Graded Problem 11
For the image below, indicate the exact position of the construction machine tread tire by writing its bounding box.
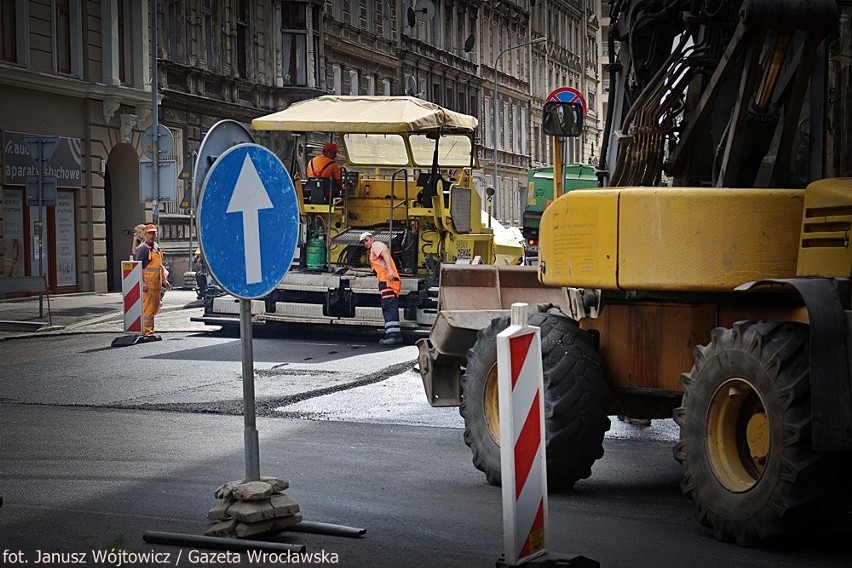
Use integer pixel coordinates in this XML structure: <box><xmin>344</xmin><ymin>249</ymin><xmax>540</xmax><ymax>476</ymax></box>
<box><xmin>459</xmin><ymin>309</ymin><xmax>610</xmax><ymax>490</ymax></box>
<box><xmin>673</xmin><ymin>320</ymin><xmax>850</xmax><ymax>546</ymax></box>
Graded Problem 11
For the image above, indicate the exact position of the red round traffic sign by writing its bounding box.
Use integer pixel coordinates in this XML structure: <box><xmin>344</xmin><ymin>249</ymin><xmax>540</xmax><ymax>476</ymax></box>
<box><xmin>545</xmin><ymin>87</ymin><xmax>587</xmax><ymax>117</ymax></box>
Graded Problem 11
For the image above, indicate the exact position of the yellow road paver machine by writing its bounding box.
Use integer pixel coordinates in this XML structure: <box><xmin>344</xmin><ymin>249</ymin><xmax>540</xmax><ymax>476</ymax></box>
<box><xmin>197</xmin><ymin>96</ymin><xmax>522</xmax><ymax>332</ymax></box>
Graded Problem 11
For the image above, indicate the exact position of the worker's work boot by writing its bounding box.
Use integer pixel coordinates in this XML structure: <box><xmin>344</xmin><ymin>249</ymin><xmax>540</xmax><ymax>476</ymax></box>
<box><xmin>379</xmin><ymin>335</ymin><xmax>403</xmax><ymax>346</ymax></box>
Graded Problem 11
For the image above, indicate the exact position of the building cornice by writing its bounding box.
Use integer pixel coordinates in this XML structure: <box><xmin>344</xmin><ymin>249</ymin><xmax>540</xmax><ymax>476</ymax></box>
<box><xmin>0</xmin><ymin>65</ymin><xmax>150</xmax><ymax>106</ymax></box>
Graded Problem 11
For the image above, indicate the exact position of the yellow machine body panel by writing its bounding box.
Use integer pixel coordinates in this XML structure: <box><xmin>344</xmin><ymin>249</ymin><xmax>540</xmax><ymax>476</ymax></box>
<box><xmin>538</xmin><ymin>189</ymin><xmax>620</xmax><ymax>288</ymax></box>
<box><xmin>797</xmin><ymin>177</ymin><xmax>852</xmax><ymax>278</ymax></box>
<box><xmin>540</xmin><ymin>187</ymin><xmax>804</xmax><ymax>291</ymax></box>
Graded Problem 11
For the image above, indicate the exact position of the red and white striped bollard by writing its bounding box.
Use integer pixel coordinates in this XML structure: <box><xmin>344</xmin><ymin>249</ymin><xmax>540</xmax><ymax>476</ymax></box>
<box><xmin>121</xmin><ymin>260</ymin><xmax>142</xmax><ymax>334</ymax></box>
<box><xmin>497</xmin><ymin>302</ymin><xmax>548</xmax><ymax>565</ymax></box>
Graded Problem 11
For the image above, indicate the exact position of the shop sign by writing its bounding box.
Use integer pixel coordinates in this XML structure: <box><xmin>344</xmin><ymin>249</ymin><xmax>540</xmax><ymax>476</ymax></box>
<box><xmin>2</xmin><ymin>131</ymin><xmax>82</xmax><ymax>188</ymax></box>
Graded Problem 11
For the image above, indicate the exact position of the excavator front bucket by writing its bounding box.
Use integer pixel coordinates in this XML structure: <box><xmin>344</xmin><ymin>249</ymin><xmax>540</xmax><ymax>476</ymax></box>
<box><xmin>417</xmin><ymin>264</ymin><xmax>566</xmax><ymax>407</ymax></box>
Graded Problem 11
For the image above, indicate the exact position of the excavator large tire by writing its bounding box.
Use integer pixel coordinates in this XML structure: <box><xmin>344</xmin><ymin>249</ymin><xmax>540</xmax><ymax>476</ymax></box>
<box><xmin>459</xmin><ymin>309</ymin><xmax>610</xmax><ymax>490</ymax></box>
<box><xmin>673</xmin><ymin>321</ymin><xmax>850</xmax><ymax>546</ymax></box>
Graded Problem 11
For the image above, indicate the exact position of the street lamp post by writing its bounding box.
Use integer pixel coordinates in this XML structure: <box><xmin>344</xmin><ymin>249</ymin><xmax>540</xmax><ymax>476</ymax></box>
<box><xmin>493</xmin><ymin>36</ymin><xmax>546</xmax><ymax>218</ymax></box>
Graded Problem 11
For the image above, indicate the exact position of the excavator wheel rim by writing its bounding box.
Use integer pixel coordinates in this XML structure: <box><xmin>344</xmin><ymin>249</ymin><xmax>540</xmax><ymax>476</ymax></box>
<box><xmin>484</xmin><ymin>362</ymin><xmax>501</xmax><ymax>444</ymax></box>
<box><xmin>705</xmin><ymin>377</ymin><xmax>768</xmax><ymax>493</ymax></box>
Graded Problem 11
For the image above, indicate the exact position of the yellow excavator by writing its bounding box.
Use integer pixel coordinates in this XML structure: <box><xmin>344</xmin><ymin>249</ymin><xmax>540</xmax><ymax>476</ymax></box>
<box><xmin>418</xmin><ymin>0</ymin><xmax>852</xmax><ymax>545</ymax></box>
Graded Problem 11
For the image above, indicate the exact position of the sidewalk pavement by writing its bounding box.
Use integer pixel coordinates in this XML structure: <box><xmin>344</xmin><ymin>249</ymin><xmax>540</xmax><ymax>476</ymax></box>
<box><xmin>0</xmin><ymin>288</ymin><xmax>211</xmax><ymax>341</ymax></box>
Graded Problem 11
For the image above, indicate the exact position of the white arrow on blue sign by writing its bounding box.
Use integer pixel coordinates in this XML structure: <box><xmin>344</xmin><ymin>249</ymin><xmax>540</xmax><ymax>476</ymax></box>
<box><xmin>198</xmin><ymin>143</ymin><xmax>298</xmax><ymax>299</ymax></box>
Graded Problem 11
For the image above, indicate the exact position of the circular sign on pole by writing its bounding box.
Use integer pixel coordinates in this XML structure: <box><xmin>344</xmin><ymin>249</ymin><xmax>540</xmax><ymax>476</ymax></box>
<box><xmin>194</xmin><ymin>120</ymin><xmax>255</xmax><ymax>196</ymax></box>
<box><xmin>141</xmin><ymin>124</ymin><xmax>174</xmax><ymax>160</ymax></box>
<box><xmin>546</xmin><ymin>87</ymin><xmax>587</xmax><ymax>117</ymax></box>
<box><xmin>198</xmin><ymin>143</ymin><xmax>298</xmax><ymax>299</ymax></box>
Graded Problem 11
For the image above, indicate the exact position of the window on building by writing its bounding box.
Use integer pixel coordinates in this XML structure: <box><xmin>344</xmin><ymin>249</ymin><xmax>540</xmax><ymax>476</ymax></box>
<box><xmin>366</xmin><ymin>0</ymin><xmax>374</xmax><ymax>33</ymax></box>
<box><xmin>533</xmin><ymin>125</ymin><xmax>540</xmax><ymax>163</ymax></box>
<box><xmin>455</xmin><ymin>7</ymin><xmax>465</xmax><ymax>53</ymax></box>
<box><xmin>203</xmin><ymin>0</ymin><xmax>218</xmax><ymax>71</ymax></box>
<box><xmin>484</xmin><ymin>98</ymin><xmax>491</xmax><ymax>147</ymax></box>
<box><xmin>1</xmin><ymin>0</ymin><xmax>17</xmax><ymax>62</ymax></box>
<box><xmin>333</xmin><ymin>64</ymin><xmax>342</xmax><ymax>94</ymax></box>
<box><xmin>349</xmin><ymin>0</ymin><xmax>358</xmax><ymax>26</ymax></box>
<box><xmin>503</xmin><ymin>103</ymin><xmax>510</xmax><ymax>151</ymax></box>
<box><xmin>167</xmin><ymin>0</ymin><xmax>179</xmax><ymax>60</ymax></box>
<box><xmin>160</xmin><ymin>128</ymin><xmax>184</xmax><ymax>216</ymax></box>
<box><xmin>350</xmin><ymin>69</ymin><xmax>359</xmax><ymax>94</ymax></box>
<box><xmin>55</xmin><ymin>0</ymin><xmax>71</xmax><ymax>74</ymax></box>
<box><xmin>444</xmin><ymin>3</ymin><xmax>452</xmax><ymax>51</ymax></box>
<box><xmin>380</xmin><ymin>1</ymin><xmax>392</xmax><ymax>40</ymax></box>
<box><xmin>428</xmin><ymin>4</ymin><xmax>438</xmax><ymax>46</ymax></box>
<box><xmin>282</xmin><ymin>2</ymin><xmax>308</xmax><ymax>86</ymax></box>
<box><xmin>236</xmin><ymin>0</ymin><xmax>249</xmax><ymax>78</ymax></box>
<box><xmin>511</xmin><ymin>177</ymin><xmax>520</xmax><ymax>223</ymax></box>
<box><xmin>312</xmin><ymin>4</ymin><xmax>322</xmax><ymax>88</ymax></box>
<box><xmin>54</xmin><ymin>0</ymin><xmax>81</xmax><ymax>77</ymax></box>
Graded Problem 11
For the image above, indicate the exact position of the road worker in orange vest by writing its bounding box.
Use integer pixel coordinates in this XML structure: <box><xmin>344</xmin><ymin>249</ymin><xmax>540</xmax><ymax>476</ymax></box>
<box><xmin>307</xmin><ymin>142</ymin><xmax>343</xmax><ymax>198</ymax></box>
<box><xmin>360</xmin><ymin>231</ymin><xmax>403</xmax><ymax>346</ymax></box>
<box><xmin>134</xmin><ymin>224</ymin><xmax>170</xmax><ymax>336</ymax></box>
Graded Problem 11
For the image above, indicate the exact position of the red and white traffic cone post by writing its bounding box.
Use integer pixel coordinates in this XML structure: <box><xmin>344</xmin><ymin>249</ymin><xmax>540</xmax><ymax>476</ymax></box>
<box><xmin>111</xmin><ymin>261</ymin><xmax>144</xmax><ymax>347</ymax></box>
<box><xmin>122</xmin><ymin>261</ymin><xmax>143</xmax><ymax>334</ymax></box>
<box><xmin>496</xmin><ymin>303</ymin><xmax>598</xmax><ymax>568</ymax></box>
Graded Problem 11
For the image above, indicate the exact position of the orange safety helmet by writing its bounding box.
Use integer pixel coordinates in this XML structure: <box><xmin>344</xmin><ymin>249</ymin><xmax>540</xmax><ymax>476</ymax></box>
<box><xmin>323</xmin><ymin>142</ymin><xmax>339</xmax><ymax>155</ymax></box>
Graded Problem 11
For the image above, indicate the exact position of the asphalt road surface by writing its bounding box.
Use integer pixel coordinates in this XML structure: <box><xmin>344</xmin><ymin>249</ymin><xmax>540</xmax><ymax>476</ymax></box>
<box><xmin>1</xmin><ymin>328</ymin><xmax>850</xmax><ymax>567</ymax></box>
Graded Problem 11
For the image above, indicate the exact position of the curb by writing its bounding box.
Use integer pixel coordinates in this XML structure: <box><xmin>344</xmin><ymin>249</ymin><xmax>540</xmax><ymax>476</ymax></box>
<box><xmin>0</xmin><ymin>303</ymin><xmax>209</xmax><ymax>342</ymax></box>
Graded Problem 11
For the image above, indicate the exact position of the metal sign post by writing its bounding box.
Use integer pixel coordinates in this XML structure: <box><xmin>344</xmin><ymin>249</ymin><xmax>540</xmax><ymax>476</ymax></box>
<box><xmin>24</xmin><ymin>136</ymin><xmax>57</xmax><ymax>318</ymax></box>
<box><xmin>239</xmin><ymin>298</ymin><xmax>260</xmax><ymax>480</ymax></box>
<box><xmin>150</xmin><ymin>0</ymin><xmax>160</xmax><ymax>225</ymax></box>
<box><xmin>149</xmin><ymin>139</ymin><xmax>366</xmax><ymax>551</ymax></box>
<box><xmin>198</xmin><ymin>143</ymin><xmax>299</xmax><ymax>481</ymax></box>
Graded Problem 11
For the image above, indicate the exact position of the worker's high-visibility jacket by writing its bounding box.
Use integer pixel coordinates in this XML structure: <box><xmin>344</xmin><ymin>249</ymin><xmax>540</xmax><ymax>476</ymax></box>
<box><xmin>369</xmin><ymin>240</ymin><xmax>402</xmax><ymax>339</ymax></box>
<box><xmin>135</xmin><ymin>243</ymin><xmax>165</xmax><ymax>335</ymax></box>
<box><xmin>306</xmin><ymin>154</ymin><xmax>342</xmax><ymax>185</ymax></box>
<box><xmin>368</xmin><ymin>240</ymin><xmax>400</xmax><ymax>298</ymax></box>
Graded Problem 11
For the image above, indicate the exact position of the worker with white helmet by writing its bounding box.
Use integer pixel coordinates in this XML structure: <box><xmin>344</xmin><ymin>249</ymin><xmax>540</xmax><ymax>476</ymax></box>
<box><xmin>360</xmin><ymin>231</ymin><xmax>403</xmax><ymax>346</ymax></box>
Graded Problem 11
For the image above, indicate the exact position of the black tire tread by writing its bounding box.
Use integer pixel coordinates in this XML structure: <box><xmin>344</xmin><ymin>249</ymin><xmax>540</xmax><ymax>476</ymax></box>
<box><xmin>673</xmin><ymin>320</ymin><xmax>849</xmax><ymax>546</ymax></box>
<box><xmin>459</xmin><ymin>309</ymin><xmax>610</xmax><ymax>490</ymax></box>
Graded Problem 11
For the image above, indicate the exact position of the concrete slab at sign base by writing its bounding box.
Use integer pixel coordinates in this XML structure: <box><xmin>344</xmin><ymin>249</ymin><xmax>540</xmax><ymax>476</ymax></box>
<box><xmin>496</xmin><ymin>552</ymin><xmax>600</xmax><ymax>568</ymax></box>
<box><xmin>206</xmin><ymin>477</ymin><xmax>301</xmax><ymax>539</ymax></box>
<box><xmin>110</xmin><ymin>334</ymin><xmax>162</xmax><ymax>347</ymax></box>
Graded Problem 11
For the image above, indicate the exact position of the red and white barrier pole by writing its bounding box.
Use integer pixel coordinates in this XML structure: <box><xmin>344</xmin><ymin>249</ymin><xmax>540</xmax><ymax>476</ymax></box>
<box><xmin>497</xmin><ymin>303</ymin><xmax>548</xmax><ymax>565</ymax></box>
<box><xmin>121</xmin><ymin>260</ymin><xmax>142</xmax><ymax>334</ymax></box>
<box><xmin>495</xmin><ymin>304</ymin><xmax>599</xmax><ymax>568</ymax></box>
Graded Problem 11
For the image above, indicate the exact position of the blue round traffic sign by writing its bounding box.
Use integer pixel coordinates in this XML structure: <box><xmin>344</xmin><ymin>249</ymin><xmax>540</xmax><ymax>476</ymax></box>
<box><xmin>198</xmin><ymin>143</ymin><xmax>298</xmax><ymax>299</ymax></box>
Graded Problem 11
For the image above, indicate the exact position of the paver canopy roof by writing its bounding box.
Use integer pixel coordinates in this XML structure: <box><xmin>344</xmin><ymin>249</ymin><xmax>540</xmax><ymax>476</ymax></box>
<box><xmin>252</xmin><ymin>95</ymin><xmax>478</xmax><ymax>134</ymax></box>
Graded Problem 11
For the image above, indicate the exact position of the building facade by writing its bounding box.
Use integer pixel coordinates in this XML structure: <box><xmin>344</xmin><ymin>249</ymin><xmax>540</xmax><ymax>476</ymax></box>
<box><xmin>1</xmin><ymin>0</ymin><xmax>601</xmax><ymax>295</ymax></box>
